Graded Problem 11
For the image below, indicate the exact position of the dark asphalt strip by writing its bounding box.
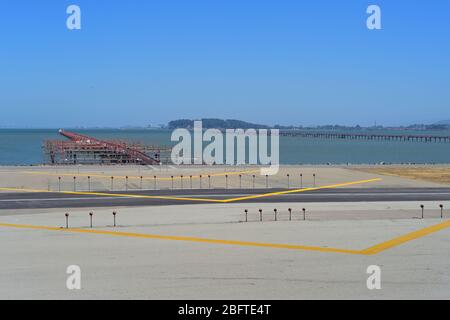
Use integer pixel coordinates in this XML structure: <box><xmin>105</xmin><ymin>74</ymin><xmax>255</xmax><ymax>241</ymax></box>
<box><xmin>1</xmin><ymin>188</ymin><xmax>450</xmax><ymax>210</ymax></box>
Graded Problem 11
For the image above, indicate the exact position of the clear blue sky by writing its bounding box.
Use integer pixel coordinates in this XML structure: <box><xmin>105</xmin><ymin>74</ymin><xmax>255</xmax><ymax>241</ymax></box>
<box><xmin>1</xmin><ymin>0</ymin><xmax>449</xmax><ymax>128</ymax></box>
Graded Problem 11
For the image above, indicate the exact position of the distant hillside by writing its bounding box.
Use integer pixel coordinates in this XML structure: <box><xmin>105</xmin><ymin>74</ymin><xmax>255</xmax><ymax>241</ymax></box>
<box><xmin>407</xmin><ymin>122</ymin><xmax>450</xmax><ymax>130</ymax></box>
<box><xmin>166</xmin><ymin>119</ymin><xmax>450</xmax><ymax>131</ymax></box>
<box><xmin>167</xmin><ymin>119</ymin><xmax>270</xmax><ymax>130</ymax></box>
<box><xmin>434</xmin><ymin>120</ymin><xmax>450</xmax><ymax>125</ymax></box>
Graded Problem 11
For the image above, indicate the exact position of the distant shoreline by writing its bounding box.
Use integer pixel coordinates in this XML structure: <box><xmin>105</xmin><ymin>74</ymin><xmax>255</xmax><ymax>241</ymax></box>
<box><xmin>1</xmin><ymin>127</ymin><xmax>450</xmax><ymax>131</ymax></box>
<box><xmin>2</xmin><ymin>163</ymin><xmax>450</xmax><ymax>168</ymax></box>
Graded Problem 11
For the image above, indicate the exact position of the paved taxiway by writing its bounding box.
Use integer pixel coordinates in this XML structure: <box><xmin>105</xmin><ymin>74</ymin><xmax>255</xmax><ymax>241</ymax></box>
<box><xmin>1</xmin><ymin>188</ymin><xmax>450</xmax><ymax>210</ymax></box>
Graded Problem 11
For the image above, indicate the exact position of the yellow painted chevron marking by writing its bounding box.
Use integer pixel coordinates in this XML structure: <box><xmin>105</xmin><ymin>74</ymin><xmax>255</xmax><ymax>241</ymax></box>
<box><xmin>0</xmin><ymin>220</ymin><xmax>448</xmax><ymax>255</ymax></box>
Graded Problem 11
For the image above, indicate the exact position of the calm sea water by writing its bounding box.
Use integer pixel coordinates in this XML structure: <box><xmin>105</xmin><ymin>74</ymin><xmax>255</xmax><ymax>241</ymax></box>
<box><xmin>0</xmin><ymin>128</ymin><xmax>449</xmax><ymax>165</ymax></box>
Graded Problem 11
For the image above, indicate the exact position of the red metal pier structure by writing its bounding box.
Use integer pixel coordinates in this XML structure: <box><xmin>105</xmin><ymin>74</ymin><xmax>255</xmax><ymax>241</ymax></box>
<box><xmin>44</xmin><ymin>130</ymin><xmax>169</xmax><ymax>165</ymax></box>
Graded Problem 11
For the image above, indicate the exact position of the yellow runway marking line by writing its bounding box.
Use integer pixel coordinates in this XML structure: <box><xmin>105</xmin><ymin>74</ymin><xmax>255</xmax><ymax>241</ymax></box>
<box><xmin>360</xmin><ymin>220</ymin><xmax>450</xmax><ymax>255</ymax></box>
<box><xmin>222</xmin><ymin>178</ymin><xmax>382</xmax><ymax>203</ymax></box>
<box><xmin>0</xmin><ymin>178</ymin><xmax>381</xmax><ymax>204</ymax></box>
<box><xmin>0</xmin><ymin>220</ymin><xmax>448</xmax><ymax>255</ymax></box>
<box><xmin>0</xmin><ymin>222</ymin><xmax>360</xmax><ymax>254</ymax></box>
<box><xmin>18</xmin><ymin>169</ymin><xmax>260</xmax><ymax>181</ymax></box>
<box><xmin>0</xmin><ymin>187</ymin><xmax>223</xmax><ymax>203</ymax></box>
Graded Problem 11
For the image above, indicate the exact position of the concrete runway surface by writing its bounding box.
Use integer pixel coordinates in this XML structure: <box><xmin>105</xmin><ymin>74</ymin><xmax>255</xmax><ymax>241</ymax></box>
<box><xmin>0</xmin><ymin>203</ymin><xmax>449</xmax><ymax>299</ymax></box>
<box><xmin>1</xmin><ymin>166</ymin><xmax>449</xmax><ymax>299</ymax></box>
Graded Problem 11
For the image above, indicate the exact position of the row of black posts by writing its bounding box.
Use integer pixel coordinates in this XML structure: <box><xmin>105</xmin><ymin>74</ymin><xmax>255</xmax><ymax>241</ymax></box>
<box><xmin>61</xmin><ymin>204</ymin><xmax>446</xmax><ymax>228</ymax></box>
<box><xmin>420</xmin><ymin>204</ymin><xmax>446</xmax><ymax>219</ymax></box>
<box><xmin>58</xmin><ymin>173</ymin><xmax>317</xmax><ymax>191</ymax></box>
<box><xmin>243</xmin><ymin>208</ymin><xmax>307</xmax><ymax>222</ymax></box>
<box><xmin>242</xmin><ymin>204</ymin><xmax>447</xmax><ymax>222</ymax></box>
<box><xmin>64</xmin><ymin>211</ymin><xmax>117</xmax><ymax>229</ymax></box>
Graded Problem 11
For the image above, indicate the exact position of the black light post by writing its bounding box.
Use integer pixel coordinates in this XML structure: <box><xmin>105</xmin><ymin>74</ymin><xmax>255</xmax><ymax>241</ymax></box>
<box><xmin>65</xmin><ymin>213</ymin><xmax>69</xmax><ymax>229</ymax></box>
<box><xmin>244</xmin><ymin>209</ymin><xmax>248</xmax><ymax>222</ymax></box>
<box><xmin>420</xmin><ymin>204</ymin><xmax>424</xmax><ymax>219</ymax></box>
<box><xmin>302</xmin><ymin>208</ymin><xmax>306</xmax><ymax>221</ymax></box>
<box><xmin>274</xmin><ymin>208</ymin><xmax>278</xmax><ymax>221</ymax></box>
<box><xmin>89</xmin><ymin>212</ymin><xmax>93</xmax><ymax>228</ymax></box>
<box><xmin>439</xmin><ymin>204</ymin><xmax>443</xmax><ymax>219</ymax></box>
<box><xmin>112</xmin><ymin>211</ymin><xmax>117</xmax><ymax>227</ymax></box>
<box><xmin>288</xmin><ymin>208</ymin><xmax>292</xmax><ymax>221</ymax></box>
<box><xmin>259</xmin><ymin>209</ymin><xmax>263</xmax><ymax>222</ymax></box>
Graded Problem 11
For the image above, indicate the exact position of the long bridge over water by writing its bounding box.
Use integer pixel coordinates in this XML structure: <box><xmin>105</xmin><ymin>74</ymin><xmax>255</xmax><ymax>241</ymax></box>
<box><xmin>279</xmin><ymin>131</ymin><xmax>450</xmax><ymax>143</ymax></box>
